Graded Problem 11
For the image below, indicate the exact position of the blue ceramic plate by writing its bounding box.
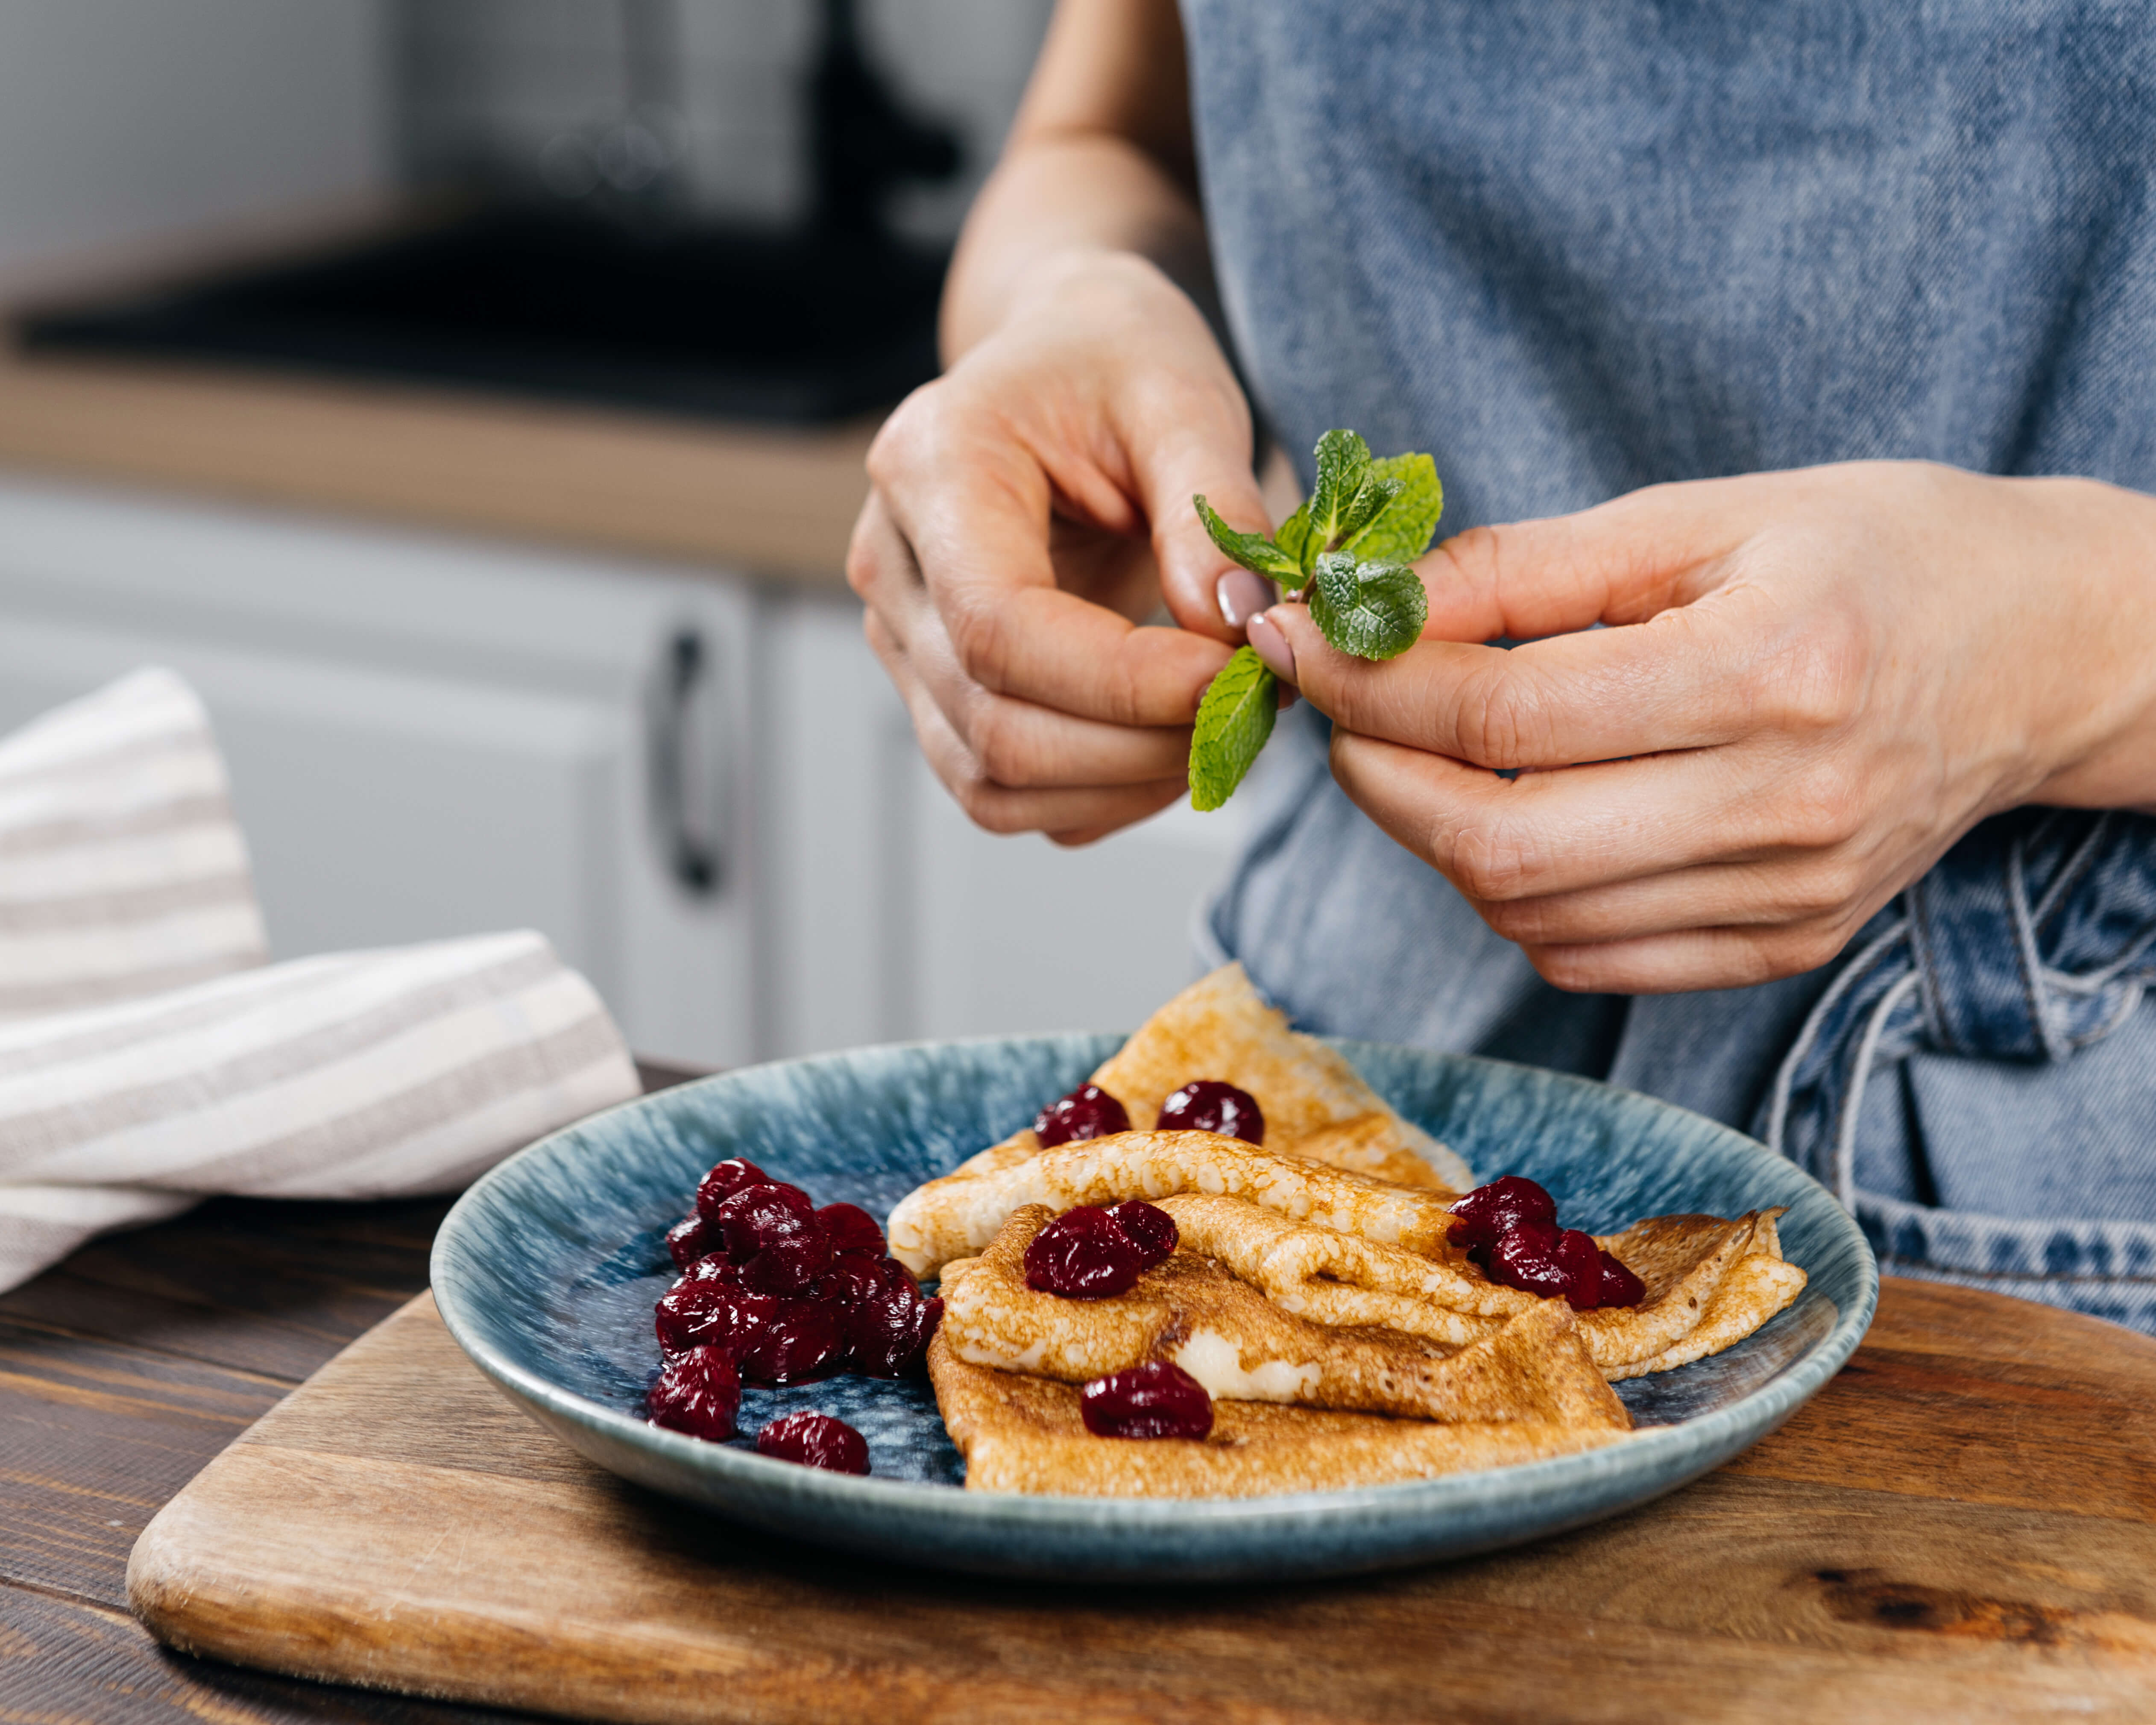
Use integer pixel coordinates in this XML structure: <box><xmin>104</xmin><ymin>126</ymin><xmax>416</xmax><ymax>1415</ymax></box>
<box><xmin>431</xmin><ymin>1036</ymin><xmax>1876</xmax><ymax>1582</ymax></box>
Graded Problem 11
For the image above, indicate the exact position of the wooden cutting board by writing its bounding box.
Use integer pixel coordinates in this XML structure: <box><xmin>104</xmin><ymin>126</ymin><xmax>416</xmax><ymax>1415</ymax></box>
<box><xmin>127</xmin><ymin>1283</ymin><xmax>2156</xmax><ymax>1725</ymax></box>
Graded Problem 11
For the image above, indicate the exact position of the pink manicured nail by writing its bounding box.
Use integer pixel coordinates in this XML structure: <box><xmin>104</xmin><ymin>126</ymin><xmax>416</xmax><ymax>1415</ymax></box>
<box><xmin>1246</xmin><ymin>610</ymin><xmax>1296</xmax><ymax>683</ymax></box>
<box><xmin>1216</xmin><ymin>569</ymin><xmax>1277</xmax><ymax>630</ymax></box>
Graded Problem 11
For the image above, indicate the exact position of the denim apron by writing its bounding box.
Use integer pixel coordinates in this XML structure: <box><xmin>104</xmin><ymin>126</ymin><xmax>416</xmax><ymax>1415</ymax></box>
<box><xmin>1181</xmin><ymin>0</ymin><xmax>2156</xmax><ymax>1328</ymax></box>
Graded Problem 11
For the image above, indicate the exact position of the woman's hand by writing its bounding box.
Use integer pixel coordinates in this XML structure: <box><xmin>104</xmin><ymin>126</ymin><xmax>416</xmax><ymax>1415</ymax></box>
<box><xmin>1251</xmin><ymin>461</ymin><xmax>2156</xmax><ymax>992</ymax></box>
<box><xmin>850</xmin><ymin>251</ymin><xmax>1270</xmax><ymax>844</ymax></box>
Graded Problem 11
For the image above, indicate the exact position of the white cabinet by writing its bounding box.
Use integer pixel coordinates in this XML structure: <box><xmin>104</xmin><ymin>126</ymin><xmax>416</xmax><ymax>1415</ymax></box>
<box><xmin>759</xmin><ymin>593</ymin><xmax>1257</xmax><ymax>1056</ymax></box>
<box><xmin>0</xmin><ymin>478</ymin><xmax>1257</xmax><ymax>1066</ymax></box>
<box><xmin>0</xmin><ymin>476</ymin><xmax>754</xmax><ymax>1066</ymax></box>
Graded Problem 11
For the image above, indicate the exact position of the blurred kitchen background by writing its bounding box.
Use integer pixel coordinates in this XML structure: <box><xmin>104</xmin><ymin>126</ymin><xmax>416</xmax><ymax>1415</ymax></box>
<box><xmin>0</xmin><ymin>0</ymin><xmax>1261</xmax><ymax>1067</ymax></box>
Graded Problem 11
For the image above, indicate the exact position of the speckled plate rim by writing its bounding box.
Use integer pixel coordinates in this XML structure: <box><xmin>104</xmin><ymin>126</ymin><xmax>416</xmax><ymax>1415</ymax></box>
<box><xmin>431</xmin><ymin>1036</ymin><xmax>1879</xmax><ymax>1583</ymax></box>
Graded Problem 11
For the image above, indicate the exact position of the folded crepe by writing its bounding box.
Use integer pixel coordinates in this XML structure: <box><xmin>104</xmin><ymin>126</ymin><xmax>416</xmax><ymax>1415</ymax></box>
<box><xmin>1155</xmin><ymin>1191</ymin><xmax>1806</xmax><ymax>1378</ymax></box>
<box><xmin>890</xmin><ymin>1132</ymin><xmax>1462</xmax><ymax>1282</ymax></box>
<box><xmin>929</xmin><ymin>1335</ymin><xmax>1629</xmax><ymax>1499</ymax></box>
<box><xmin>888</xmin><ymin>965</ymin><xmax>1469</xmax><ymax>1259</ymax></box>
<box><xmin>940</xmin><ymin>1203</ymin><xmax>1629</xmax><ymax>1428</ymax></box>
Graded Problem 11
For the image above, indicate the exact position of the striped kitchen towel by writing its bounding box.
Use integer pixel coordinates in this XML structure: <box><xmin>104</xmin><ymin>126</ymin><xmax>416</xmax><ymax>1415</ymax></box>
<box><xmin>0</xmin><ymin>666</ymin><xmax>268</xmax><ymax>1018</ymax></box>
<box><xmin>0</xmin><ymin>672</ymin><xmax>641</xmax><ymax>1294</ymax></box>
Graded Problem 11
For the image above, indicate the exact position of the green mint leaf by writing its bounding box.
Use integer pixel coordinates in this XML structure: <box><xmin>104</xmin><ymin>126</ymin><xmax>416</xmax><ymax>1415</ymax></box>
<box><xmin>1341</xmin><ymin>452</ymin><xmax>1443</xmax><ymax>563</ymax></box>
<box><xmin>1274</xmin><ymin>502</ymin><xmax>1315</xmax><ymax>583</ymax></box>
<box><xmin>1310</xmin><ymin>552</ymin><xmax>1428</xmax><ymax>660</ymax></box>
<box><xmin>1338</xmin><ymin>470</ymin><xmax>1406</xmax><ymax>543</ymax></box>
<box><xmin>1188</xmin><ymin>645</ymin><xmax>1278</xmax><ymax>810</ymax></box>
<box><xmin>1192</xmin><ymin>496</ymin><xmax>1301</xmax><ymax>581</ymax></box>
<box><xmin>1307</xmin><ymin>429</ymin><xmax>1374</xmax><ymax>552</ymax></box>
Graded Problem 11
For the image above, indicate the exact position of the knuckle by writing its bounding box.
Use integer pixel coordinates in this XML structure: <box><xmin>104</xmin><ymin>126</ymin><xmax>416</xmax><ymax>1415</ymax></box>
<box><xmin>1440</xmin><ymin>812</ymin><xmax>1542</xmax><ymax>901</ymax></box>
<box><xmin>864</xmin><ymin>382</ymin><xmax>942</xmax><ymax>487</ymax></box>
<box><xmin>946</xmin><ymin>595</ymin><xmax>1015</xmax><ymax>692</ymax></box>
<box><xmin>968</xmin><ymin>700</ymin><xmax>1037</xmax><ymax>788</ymax></box>
<box><xmin>1784</xmin><ymin>758</ymin><xmax>1866</xmax><ymax>849</ymax></box>
<box><xmin>1450</xmin><ymin>663</ymin><xmax>1552</xmax><ymax>770</ymax></box>
<box><xmin>1773</xmin><ymin>617</ymin><xmax>1867</xmax><ymax>733</ymax></box>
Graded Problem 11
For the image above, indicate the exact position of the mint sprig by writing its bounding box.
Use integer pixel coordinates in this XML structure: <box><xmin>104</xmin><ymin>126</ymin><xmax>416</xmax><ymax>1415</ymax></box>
<box><xmin>1188</xmin><ymin>646</ymin><xmax>1278</xmax><ymax>812</ymax></box>
<box><xmin>1187</xmin><ymin>428</ymin><xmax>1443</xmax><ymax>808</ymax></box>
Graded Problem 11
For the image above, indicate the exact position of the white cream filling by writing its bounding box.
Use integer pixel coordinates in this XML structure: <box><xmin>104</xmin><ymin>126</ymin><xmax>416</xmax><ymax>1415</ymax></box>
<box><xmin>1169</xmin><ymin>1329</ymin><xmax>1321</xmax><ymax>1403</ymax></box>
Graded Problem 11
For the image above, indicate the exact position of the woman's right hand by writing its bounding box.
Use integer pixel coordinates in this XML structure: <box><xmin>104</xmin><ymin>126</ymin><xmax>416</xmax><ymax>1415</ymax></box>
<box><xmin>848</xmin><ymin>249</ymin><xmax>1273</xmax><ymax>845</ymax></box>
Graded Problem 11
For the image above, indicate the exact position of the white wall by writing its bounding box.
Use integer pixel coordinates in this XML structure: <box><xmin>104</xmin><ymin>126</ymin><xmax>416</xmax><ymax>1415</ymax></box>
<box><xmin>0</xmin><ymin>0</ymin><xmax>389</xmax><ymax>287</ymax></box>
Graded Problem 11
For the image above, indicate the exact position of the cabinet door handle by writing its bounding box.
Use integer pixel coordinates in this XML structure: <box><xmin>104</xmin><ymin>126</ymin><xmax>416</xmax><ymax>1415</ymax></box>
<box><xmin>650</xmin><ymin>628</ymin><xmax>721</xmax><ymax>895</ymax></box>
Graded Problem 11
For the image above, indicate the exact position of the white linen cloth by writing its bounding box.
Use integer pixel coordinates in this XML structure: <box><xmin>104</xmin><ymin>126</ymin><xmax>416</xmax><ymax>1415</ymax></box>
<box><xmin>0</xmin><ymin>669</ymin><xmax>640</xmax><ymax>1293</ymax></box>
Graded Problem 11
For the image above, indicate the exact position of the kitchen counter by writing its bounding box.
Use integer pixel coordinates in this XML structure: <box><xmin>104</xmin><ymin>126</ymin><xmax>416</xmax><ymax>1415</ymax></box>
<box><xmin>0</xmin><ymin>336</ymin><xmax>874</xmax><ymax>584</ymax></box>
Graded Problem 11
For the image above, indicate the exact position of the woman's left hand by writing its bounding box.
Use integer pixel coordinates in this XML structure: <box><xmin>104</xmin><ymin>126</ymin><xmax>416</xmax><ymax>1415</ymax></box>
<box><xmin>1251</xmin><ymin>461</ymin><xmax>2156</xmax><ymax>993</ymax></box>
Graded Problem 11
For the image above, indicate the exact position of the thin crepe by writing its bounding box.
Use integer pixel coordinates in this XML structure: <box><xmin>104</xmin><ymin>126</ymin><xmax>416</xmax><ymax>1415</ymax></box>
<box><xmin>940</xmin><ymin>1204</ymin><xmax>1629</xmax><ymax>1428</ymax></box>
<box><xmin>890</xmin><ymin>1132</ymin><xmax>1462</xmax><ymax>1281</ymax></box>
<box><xmin>929</xmin><ymin>1335</ymin><xmax>1629</xmax><ymax>1499</ymax></box>
<box><xmin>891</xmin><ymin>964</ymin><xmax>1470</xmax><ymax>1226</ymax></box>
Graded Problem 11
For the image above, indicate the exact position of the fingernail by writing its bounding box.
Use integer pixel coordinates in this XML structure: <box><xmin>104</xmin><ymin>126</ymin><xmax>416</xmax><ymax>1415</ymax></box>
<box><xmin>1216</xmin><ymin>569</ymin><xmax>1277</xmax><ymax>630</ymax></box>
<box><xmin>1247</xmin><ymin>609</ymin><xmax>1296</xmax><ymax>682</ymax></box>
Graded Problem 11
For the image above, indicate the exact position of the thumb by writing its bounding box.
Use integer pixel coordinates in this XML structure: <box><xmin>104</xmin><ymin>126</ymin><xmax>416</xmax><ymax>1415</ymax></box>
<box><xmin>1130</xmin><ymin>412</ymin><xmax>1275</xmax><ymax>645</ymax></box>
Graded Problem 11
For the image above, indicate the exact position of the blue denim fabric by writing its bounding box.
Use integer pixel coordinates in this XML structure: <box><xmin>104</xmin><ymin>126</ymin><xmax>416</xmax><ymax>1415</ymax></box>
<box><xmin>1182</xmin><ymin>0</ymin><xmax>2156</xmax><ymax>1326</ymax></box>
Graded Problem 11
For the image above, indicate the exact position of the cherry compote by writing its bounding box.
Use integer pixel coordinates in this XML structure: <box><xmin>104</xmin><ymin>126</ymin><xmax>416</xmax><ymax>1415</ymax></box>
<box><xmin>1156</xmin><ymin>1079</ymin><xmax>1265</xmax><ymax>1145</ymax></box>
<box><xmin>756</xmin><ymin>1411</ymin><xmax>870</xmax><ymax>1474</ymax></box>
<box><xmin>847</xmin><ymin>1283</ymin><xmax>944</xmax><ymax>1377</ymax></box>
<box><xmin>714</xmin><ymin>1181</ymin><xmax>820</xmax><ymax>1259</ymax></box>
<box><xmin>1447</xmin><ymin>1175</ymin><xmax>1558</xmax><ymax>1263</ymax></box>
<box><xmin>666</xmin><ymin>1213</ymin><xmax>723</xmax><ymax>1270</ymax></box>
<box><xmin>1033</xmin><ymin>1083</ymin><xmax>1131</xmax><ymax>1148</ymax></box>
<box><xmin>1023</xmin><ymin>1202</ymin><xmax>1177</xmax><ymax>1300</ymax></box>
<box><xmin>736</xmin><ymin>1301</ymin><xmax>845</xmax><ymax>1383</ymax></box>
<box><xmin>650</xmin><ymin>1170</ymin><xmax>946</xmax><ymax>1438</ymax></box>
<box><xmin>1105</xmin><ymin>1199</ymin><xmax>1178</xmax><ymax>1261</ymax></box>
<box><xmin>646</xmin><ymin>1346</ymin><xmax>741</xmax><ymax>1441</ymax></box>
<box><xmin>694</xmin><ymin>1157</ymin><xmax>770</xmax><ymax>1222</ymax></box>
<box><xmin>1080</xmin><ymin>1361</ymin><xmax>1214</xmax><ymax>1440</ymax></box>
<box><xmin>817</xmin><ymin>1202</ymin><xmax>886</xmax><ymax>1257</ymax></box>
<box><xmin>1450</xmin><ymin>1176</ymin><xmax>1647</xmax><ymax>1310</ymax></box>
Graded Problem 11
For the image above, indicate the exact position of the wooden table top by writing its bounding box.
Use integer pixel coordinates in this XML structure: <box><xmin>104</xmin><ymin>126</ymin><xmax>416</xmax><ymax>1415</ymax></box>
<box><xmin>8</xmin><ymin>1068</ymin><xmax>2156</xmax><ymax>1722</ymax></box>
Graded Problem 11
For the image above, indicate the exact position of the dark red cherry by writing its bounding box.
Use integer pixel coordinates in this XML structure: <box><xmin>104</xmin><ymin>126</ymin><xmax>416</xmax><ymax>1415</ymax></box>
<box><xmin>1448</xmin><ymin>1176</ymin><xmax>1558</xmax><ymax>1263</ymax></box>
<box><xmin>816</xmin><ymin>1250</ymin><xmax>888</xmax><ymax>1310</ymax></box>
<box><xmin>756</xmin><ymin>1411</ymin><xmax>869</xmax><ymax>1475</ymax></box>
<box><xmin>817</xmin><ymin>1202</ymin><xmax>886</xmax><ymax>1257</ymax></box>
<box><xmin>736</xmin><ymin>1301</ymin><xmax>845</xmax><ymax>1383</ymax></box>
<box><xmin>1486</xmin><ymin>1220</ymin><xmax>1573</xmax><ymax>1299</ymax></box>
<box><xmin>647</xmin><ymin>1346</ymin><xmax>742</xmax><ymax>1442</ymax></box>
<box><xmin>1553</xmin><ymin>1228</ymin><xmax>1606</xmax><ymax>1309</ymax></box>
<box><xmin>694</xmin><ymin>1157</ymin><xmax>770</xmax><ymax>1222</ymax></box>
<box><xmin>1156</xmin><ymin>1080</ymin><xmax>1265</xmax><ymax>1145</ymax></box>
<box><xmin>1104</xmin><ymin>1200</ymin><xmax>1178</xmax><ymax>1267</ymax></box>
<box><xmin>1597</xmin><ymin>1248</ymin><xmax>1646</xmax><ymax>1308</ymax></box>
<box><xmin>739</xmin><ymin>1234</ymin><xmax>833</xmax><ymax>1295</ymax></box>
<box><xmin>1023</xmin><ymin>1206</ymin><xmax>1147</xmax><ymax>1299</ymax></box>
<box><xmin>1080</xmin><ymin>1361</ymin><xmax>1215</xmax><ymax>1440</ymax></box>
<box><xmin>714</xmin><ymin>1181</ymin><xmax>820</xmax><ymax>1259</ymax></box>
<box><xmin>1034</xmin><ymin>1084</ymin><xmax>1131</xmax><ymax>1149</ymax></box>
<box><xmin>846</xmin><ymin>1286</ymin><xmax>943</xmax><ymax>1377</ymax></box>
<box><xmin>666</xmin><ymin>1213</ymin><xmax>724</xmax><ymax>1270</ymax></box>
<box><xmin>655</xmin><ymin>1282</ymin><xmax>783</xmax><ymax>1356</ymax></box>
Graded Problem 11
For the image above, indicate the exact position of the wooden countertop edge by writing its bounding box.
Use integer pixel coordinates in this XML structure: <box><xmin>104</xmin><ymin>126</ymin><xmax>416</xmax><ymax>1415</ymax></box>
<box><xmin>0</xmin><ymin>344</ymin><xmax>877</xmax><ymax>585</ymax></box>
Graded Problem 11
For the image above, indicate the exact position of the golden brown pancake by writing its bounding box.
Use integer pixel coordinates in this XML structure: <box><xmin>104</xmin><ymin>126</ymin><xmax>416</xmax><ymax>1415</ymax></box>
<box><xmin>1156</xmin><ymin>1191</ymin><xmax>1532</xmax><ymax>1344</ymax></box>
<box><xmin>1155</xmin><ymin>1192</ymin><xmax>1806</xmax><ymax>1378</ymax></box>
<box><xmin>928</xmin><ymin>1334</ymin><xmax>1630</xmax><ymax>1499</ymax></box>
<box><xmin>1587</xmin><ymin>1211</ymin><xmax>1808</xmax><ymax>1381</ymax></box>
<box><xmin>940</xmin><ymin>1204</ymin><xmax>1630</xmax><ymax>1428</ymax></box>
<box><xmin>889</xmin><ymin>1132</ymin><xmax>1463</xmax><ymax>1281</ymax></box>
<box><xmin>906</xmin><ymin>964</ymin><xmax>1471</xmax><ymax>1204</ymax></box>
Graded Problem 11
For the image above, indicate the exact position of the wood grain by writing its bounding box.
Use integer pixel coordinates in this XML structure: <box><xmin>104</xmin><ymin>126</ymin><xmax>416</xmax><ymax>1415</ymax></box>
<box><xmin>128</xmin><ymin>1286</ymin><xmax>2156</xmax><ymax>1725</ymax></box>
<box><xmin>0</xmin><ymin>1062</ymin><xmax>703</xmax><ymax>1724</ymax></box>
<box><xmin>0</xmin><ymin>343</ymin><xmax>871</xmax><ymax>584</ymax></box>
